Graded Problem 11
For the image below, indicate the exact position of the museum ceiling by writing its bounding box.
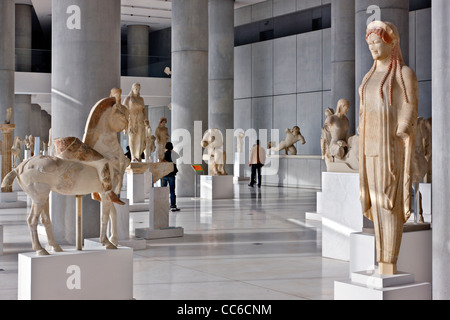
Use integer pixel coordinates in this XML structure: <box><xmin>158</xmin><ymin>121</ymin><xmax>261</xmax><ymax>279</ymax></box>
<box><xmin>21</xmin><ymin>0</ymin><xmax>266</xmax><ymax>37</ymax></box>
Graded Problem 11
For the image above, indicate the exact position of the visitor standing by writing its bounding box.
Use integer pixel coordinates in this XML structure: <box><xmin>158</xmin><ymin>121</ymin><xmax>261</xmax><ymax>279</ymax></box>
<box><xmin>248</xmin><ymin>140</ymin><xmax>266</xmax><ymax>188</ymax></box>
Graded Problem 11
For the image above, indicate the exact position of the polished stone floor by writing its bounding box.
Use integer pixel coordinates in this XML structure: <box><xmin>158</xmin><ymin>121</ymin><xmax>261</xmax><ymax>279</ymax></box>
<box><xmin>0</xmin><ymin>182</ymin><xmax>349</xmax><ymax>300</ymax></box>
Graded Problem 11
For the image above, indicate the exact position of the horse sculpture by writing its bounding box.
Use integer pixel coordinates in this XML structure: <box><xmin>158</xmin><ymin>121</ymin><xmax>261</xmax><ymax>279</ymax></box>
<box><xmin>1</xmin><ymin>89</ymin><xmax>129</xmax><ymax>255</ymax></box>
<box><xmin>11</xmin><ymin>136</ymin><xmax>23</xmax><ymax>168</ymax></box>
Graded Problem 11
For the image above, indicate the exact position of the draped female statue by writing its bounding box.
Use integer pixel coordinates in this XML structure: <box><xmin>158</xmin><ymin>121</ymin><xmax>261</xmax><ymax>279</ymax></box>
<box><xmin>124</xmin><ymin>83</ymin><xmax>146</xmax><ymax>162</ymax></box>
<box><xmin>359</xmin><ymin>21</ymin><xmax>418</xmax><ymax>275</ymax></box>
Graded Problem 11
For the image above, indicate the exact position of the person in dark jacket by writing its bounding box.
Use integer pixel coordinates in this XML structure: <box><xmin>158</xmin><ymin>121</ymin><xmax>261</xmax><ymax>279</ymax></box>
<box><xmin>162</xmin><ymin>142</ymin><xmax>180</xmax><ymax>212</ymax></box>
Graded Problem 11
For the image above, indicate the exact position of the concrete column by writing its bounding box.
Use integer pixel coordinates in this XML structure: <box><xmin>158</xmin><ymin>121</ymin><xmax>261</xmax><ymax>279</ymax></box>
<box><xmin>14</xmin><ymin>94</ymin><xmax>31</xmax><ymax>140</ymax></box>
<box><xmin>208</xmin><ymin>0</ymin><xmax>234</xmax><ymax>175</ymax></box>
<box><xmin>432</xmin><ymin>0</ymin><xmax>450</xmax><ymax>300</ymax></box>
<box><xmin>30</xmin><ymin>104</ymin><xmax>41</xmax><ymax>155</ymax></box>
<box><xmin>127</xmin><ymin>25</ymin><xmax>149</xmax><ymax>77</ymax></box>
<box><xmin>51</xmin><ymin>0</ymin><xmax>121</xmax><ymax>244</ymax></box>
<box><xmin>14</xmin><ymin>4</ymin><xmax>33</xmax><ymax>149</ymax></box>
<box><xmin>355</xmin><ymin>0</ymin><xmax>409</xmax><ymax>128</ymax></box>
<box><xmin>331</xmin><ymin>0</ymin><xmax>355</xmax><ymax>134</ymax></box>
<box><xmin>15</xmin><ymin>4</ymin><xmax>32</xmax><ymax>72</ymax></box>
<box><xmin>172</xmin><ymin>0</ymin><xmax>209</xmax><ymax>197</ymax></box>
<box><xmin>0</xmin><ymin>0</ymin><xmax>15</xmax><ymax>124</ymax></box>
<box><xmin>40</xmin><ymin>110</ymin><xmax>50</xmax><ymax>143</ymax></box>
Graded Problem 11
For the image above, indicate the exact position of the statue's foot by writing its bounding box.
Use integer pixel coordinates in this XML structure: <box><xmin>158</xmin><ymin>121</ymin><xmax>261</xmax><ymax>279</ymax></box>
<box><xmin>104</xmin><ymin>242</ymin><xmax>117</xmax><ymax>250</ymax></box>
<box><xmin>36</xmin><ymin>248</ymin><xmax>50</xmax><ymax>256</ymax></box>
<box><xmin>110</xmin><ymin>236</ymin><xmax>118</xmax><ymax>247</ymax></box>
<box><xmin>51</xmin><ymin>245</ymin><xmax>63</xmax><ymax>252</ymax></box>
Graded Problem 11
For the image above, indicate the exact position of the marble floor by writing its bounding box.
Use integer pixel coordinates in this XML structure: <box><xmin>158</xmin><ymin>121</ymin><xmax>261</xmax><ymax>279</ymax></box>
<box><xmin>0</xmin><ymin>182</ymin><xmax>349</xmax><ymax>300</ymax></box>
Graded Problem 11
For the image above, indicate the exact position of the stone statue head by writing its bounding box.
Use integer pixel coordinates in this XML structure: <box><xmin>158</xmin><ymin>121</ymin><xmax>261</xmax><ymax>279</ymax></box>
<box><xmin>131</xmin><ymin>83</ymin><xmax>141</xmax><ymax>96</ymax></box>
<box><xmin>362</xmin><ymin>21</ymin><xmax>408</xmax><ymax>106</ymax></box>
<box><xmin>110</xmin><ymin>88</ymin><xmax>122</xmax><ymax>103</ymax></box>
<box><xmin>366</xmin><ymin>21</ymin><xmax>401</xmax><ymax>62</ymax></box>
<box><xmin>158</xmin><ymin>117</ymin><xmax>167</xmax><ymax>127</ymax></box>
<box><xmin>336</xmin><ymin>99</ymin><xmax>350</xmax><ymax>116</ymax></box>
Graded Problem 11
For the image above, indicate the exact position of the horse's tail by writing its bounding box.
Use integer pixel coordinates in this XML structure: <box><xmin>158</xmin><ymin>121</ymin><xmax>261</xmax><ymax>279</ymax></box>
<box><xmin>1</xmin><ymin>170</ymin><xmax>17</xmax><ymax>192</ymax></box>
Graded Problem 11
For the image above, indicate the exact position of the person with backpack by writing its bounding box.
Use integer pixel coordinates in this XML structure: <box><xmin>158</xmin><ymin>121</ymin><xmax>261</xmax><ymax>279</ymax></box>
<box><xmin>162</xmin><ymin>142</ymin><xmax>180</xmax><ymax>212</ymax></box>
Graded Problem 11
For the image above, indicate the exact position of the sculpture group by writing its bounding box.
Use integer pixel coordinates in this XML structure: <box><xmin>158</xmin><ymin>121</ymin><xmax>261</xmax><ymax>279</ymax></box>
<box><xmin>201</xmin><ymin>128</ymin><xmax>227</xmax><ymax>176</ymax></box>
<box><xmin>321</xmin><ymin>99</ymin><xmax>359</xmax><ymax>172</ymax></box>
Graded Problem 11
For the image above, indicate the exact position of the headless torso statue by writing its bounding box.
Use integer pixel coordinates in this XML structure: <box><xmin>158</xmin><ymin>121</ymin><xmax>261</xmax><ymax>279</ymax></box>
<box><xmin>359</xmin><ymin>21</ymin><xmax>418</xmax><ymax>275</ymax></box>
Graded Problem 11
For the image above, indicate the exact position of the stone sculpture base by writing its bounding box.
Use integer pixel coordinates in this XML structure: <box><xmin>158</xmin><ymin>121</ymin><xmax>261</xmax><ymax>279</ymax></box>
<box><xmin>334</xmin><ymin>270</ymin><xmax>431</xmax><ymax>300</ymax></box>
<box><xmin>201</xmin><ymin>175</ymin><xmax>234</xmax><ymax>200</ymax></box>
<box><xmin>0</xmin><ymin>191</ymin><xmax>27</xmax><ymax>209</ymax></box>
<box><xmin>320</xmin><ymin>172</ymin><xmax>372</xmax><ymax>261</ymax></box>
<box><xmin>135</xmin><ymin>227</ymin><xmax>184</xmax><ymax>240</ymax></box>
<box><xmin>233</xmin><ymin>152</ymin><xmax>249</xmax><ymax>183</ymax></box>
<box><xmin>416</xmin><ymin>183</ymin><xmax>431</xmax><ymax>223</ymax></box>
<box><xmin>84</xmin><ymin>237</ymin><xmax>146</xmax><ymax>250</ymax></box>
<box><xmin>127</xmin><ymin>167</ymin><xmax>147</xmax><ymax>205</ymax></box>
<box><xmin>350</xmin><ymin>223</ymin><xmax>432</xmax><ymax>284</ymax></box>
<box><xmin>134</xmin><ymin>187</ymin><xmax>184</xmax><ymax>240</ymax></box>
<box><xmin>305</xmin><ymin>191</ymin><xmax>323</xmax><ymax>221</ymax></box>
<box><xmin>18</xmin><ymin>247</ymin><xmax>133</xmax><ymax>300</ymax></box>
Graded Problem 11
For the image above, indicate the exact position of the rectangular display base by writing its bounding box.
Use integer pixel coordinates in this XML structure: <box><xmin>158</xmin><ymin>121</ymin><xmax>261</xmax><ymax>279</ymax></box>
<box><xmin>200</xmin><ymin>175</ymin><xmax>234</xmax><ymax>199</ymax></box>
<box><xmin>334</xmin><ymin>270</ymin><xmax>431</xmax><ymax>300</ymax></box>
<box><xmin>350</xmin><ymin>225</ymin><xmax>432</xmax><ymax>284</ymax></box>
<box><xmin>18</xmin><ymin>247</ymin><xmax>133</xmax><ymax>300</ymax></box>
<box><xmin>0</xmin><ymin>191</ymin><xmax>27</xmax><ymax>209</ymax></box>
<box><xmin>84</xmin><ymin>237</ymin><xmax>147</xmax><ymax>250</ymax></box>
<box><xmin>135</xmin><ymin>227</ymin><xmax>184</xmax><ymax>240</ymax></box>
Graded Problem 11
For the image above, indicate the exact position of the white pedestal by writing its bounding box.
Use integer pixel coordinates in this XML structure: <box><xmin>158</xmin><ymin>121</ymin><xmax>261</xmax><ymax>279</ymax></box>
<box><xmin>200</xmin><ymin>175</ymin><xmax>234</xmax><ymax>200</ymax></box>
<box><xmin>144</xmin><ymin>171</ymin><xmax>153</xmax><ymax>199</ymax></box>
<box><xmin>334</xmin><ymin>270</ymin><xmax>431</xmax><ymax>300</ymax></box>
<box><xmin>320</xmin><ymin>172</ymin><xmax>370</xmax><ymax>261</ymax></box>
<box><xmin>18</xmin><ymin>247</ymin><xmax>134</xmax><ymax>300</ymax></box>
<box><xmin>305</xmin><ymin>191</ymin><xmax>323</xmax><ymax>221</ymax></box>
<box><xmin>418</xmin><ymin>183</ymin><xmax>431</xmax><ymax>223</ymax></box>
<box><xmin>0</xmin><ymin>225</ymin><xmax>3</xmax><ymax>256</ymax></box>
<box><xmin>127</xmin><ymin>172</ymin><xmax>145</xmax><ymax>205</ymax></box>
<box><xmin>0</xmin><ymin>191</ymin><xmax>27</xmax><ymax>209</ymax></box>
<box><xmin>233</xmin><ymin>152</ymin><xmax>249</xmax><ymax>183</ymax></box>
<box><xmin>350</xmin><ymin>224</ymin><xmax>432</xmax><ymax>284</ymax></box>
<box><xmin>135</xmin><ymin>187</ymin><xmax>184</xmax><ymax>240</ymax></box>
<box><xmin>24</xmin><ymin>150</ymin><xmax>31</xmax><ymax>159</ymax></box>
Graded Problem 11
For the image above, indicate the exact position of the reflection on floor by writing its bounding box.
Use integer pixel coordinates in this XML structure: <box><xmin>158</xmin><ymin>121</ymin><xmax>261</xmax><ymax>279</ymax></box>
<box><xmin>0</xmin><ymin>183</ymin><xmax>349</xmax><ymax>300</ymax></box>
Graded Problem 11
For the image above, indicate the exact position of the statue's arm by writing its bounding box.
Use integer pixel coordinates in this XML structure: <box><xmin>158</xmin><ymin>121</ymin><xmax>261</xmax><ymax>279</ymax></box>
<box><xmin>397</xmin><ymin>67</ymin><xmax>419</xmax><ymax>140</ymax></box>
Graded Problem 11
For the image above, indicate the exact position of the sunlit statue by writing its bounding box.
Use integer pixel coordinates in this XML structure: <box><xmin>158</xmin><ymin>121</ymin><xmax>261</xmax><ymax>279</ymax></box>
<box><xmin>144</xmin><ymin>119</ymin><xmax>156</xmax><ymax>162</ymax></box>
<box><xmin>201</xmin><ymin>128</ymin><xmax>227</xmax><ymax>176</ymax></box>
<box><xmin>123</xmin><ymin>83</ymin><xmax>146</xmax><ymax>162</ymax></box>
<box><xmin>321</xmin><ymin>100</ymin><xmax>359</xmax><ymax>172</ymax></box>
<box><xmin>267</xmin><ymin>126</ymin><xmax>306</xmax><ymax>155</ymax></box>
<box><xmin>155</xmin><ymin>117</ymin><xmax>170</xmax><ymax>162</ymax></box>
<box><xmin>11</xmin><ymin>136</ymin><xmax>23</xmax><ymax>168</ymax></box>
<box><xmin>359</xmin><ymin>21</ymin><xmax>418</xmax><ymax>275</ymax></box>
<box><xmin>1</xmin><ymin>89</ymin><xmax>130</xmax><ymax>255</ymax></box>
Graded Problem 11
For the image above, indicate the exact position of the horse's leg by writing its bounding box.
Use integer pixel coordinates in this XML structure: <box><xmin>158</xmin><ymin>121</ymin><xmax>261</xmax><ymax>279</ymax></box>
<box><xmin>109</xmin><ymin>203</ymin><xmax>118</xmax><ymax>246</ymax></box>
<box><xmin>100</xmin><ymin>199</ymin><xmax>117</xmax><ymax>249</ymax></box>
<box><xmin>27</xmin><ymin>202</ymin><xmax>49</xmax><ymax>255</ymax></box>
<box><xmin>40</xmin><ymin>199</ymin><xmax>63</xmax><ymax>252</ymax></box>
